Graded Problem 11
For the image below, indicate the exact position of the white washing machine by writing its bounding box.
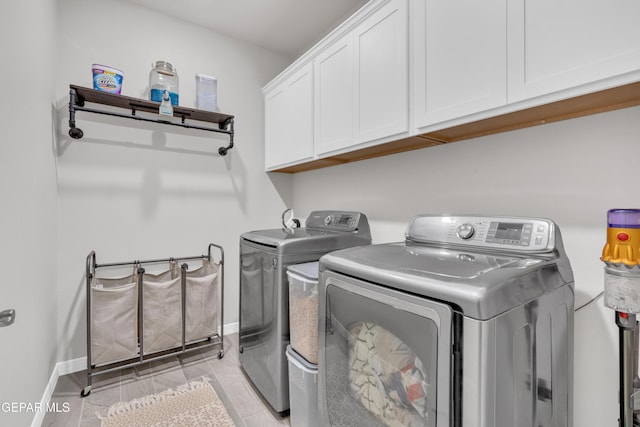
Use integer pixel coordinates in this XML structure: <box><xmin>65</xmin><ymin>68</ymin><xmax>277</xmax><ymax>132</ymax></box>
<box><xmin>239</xmin><ymin>210</ymin><xmax>371</xmax><ymax>414</ymax></box>
<box><xmin>318</xmin><ymin>214</ymin><xmax>574</xmax><ymax>427</ymax></box>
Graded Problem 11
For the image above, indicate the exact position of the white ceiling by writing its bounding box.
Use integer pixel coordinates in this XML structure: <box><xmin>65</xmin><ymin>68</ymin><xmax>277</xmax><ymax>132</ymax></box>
<box><xmin>123</xmin><ymin>0</ymin><xmax>369</xmax><ymax>59</ymax></box>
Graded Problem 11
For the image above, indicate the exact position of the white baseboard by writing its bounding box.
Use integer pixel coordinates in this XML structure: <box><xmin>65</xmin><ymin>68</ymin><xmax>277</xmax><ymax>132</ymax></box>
<box><xmin>222</xmin><ymin>321</ymin><xmax>239</xmax><ymax>335</ymax></box>
<box><xmin>31</xmin><ymin>358</ymin><xmax>75</xmax><ymax>427</ymax></box>
<box><xmin>59</xmin><ymin>356</ymin><xmax>88</xmax><ymax>376</ymax></box>
<box><xmin>33</xmin><ymin>321</ymin><xmax>239</xmax><ymax>426</ymax></box>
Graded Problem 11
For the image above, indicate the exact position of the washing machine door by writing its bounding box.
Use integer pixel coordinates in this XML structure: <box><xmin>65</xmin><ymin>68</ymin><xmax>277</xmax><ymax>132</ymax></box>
<box><xmin>319</xmin><ymin>271</ymin><xmax>455</xmax><ymax>427</ymax></box>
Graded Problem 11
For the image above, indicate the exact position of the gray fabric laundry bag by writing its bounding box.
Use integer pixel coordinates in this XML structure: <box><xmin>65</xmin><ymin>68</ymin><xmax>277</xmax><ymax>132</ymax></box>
<box><xmin>90</xmin><ymin>269</ymin><xmax>139</xmax><ymax>365</ymax></box>
<box><xmin>142</xmin><ymin>262</ymin><xmax>182</xmax><ymax>355</ymax></box>
<box><xmin>185</xmin><ymin>259</ymin><xmax>220</xmax><ymax>343</ymax></box>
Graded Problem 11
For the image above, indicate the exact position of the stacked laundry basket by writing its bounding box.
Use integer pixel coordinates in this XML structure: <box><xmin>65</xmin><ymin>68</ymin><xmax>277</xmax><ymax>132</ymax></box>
<box><xmin>286</xmin><ymin>261</ymin><xmax>320</xmax><ymax>427</ymax></box>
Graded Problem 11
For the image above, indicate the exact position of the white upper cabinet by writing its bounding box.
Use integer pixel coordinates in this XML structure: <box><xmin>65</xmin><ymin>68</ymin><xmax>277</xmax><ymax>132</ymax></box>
<box><xmin>264</xmin><ymin>0</ymin><xmax>640</xmax><ymax>172</ymax></box>
<box><xmin>507</xmin><ymin>0</ymin><xmax>640</xmax><ymax>102</ymax></box>
<box><xmin>315</xmin><ymin>0</ymin><xmax>408</xmax><ymax>156</ymax></box>
<box><xmin>354</xmin><ymin>0</ymin><xmax>408</xmax><ymax>143</ymax></box>
<box><xmin>315</xmin><ymin>35</ymin><xmax>355</xmax><ymax>155</ymax></box>
<box><xmin>413</xmin><ymin>0</ymin><xmax>507</xmax><ymax>129</ymax></box>
<box><xmin>264</xmin><ymin>63</ymin><xmax>314</xmax><ymax>170</ymax></box>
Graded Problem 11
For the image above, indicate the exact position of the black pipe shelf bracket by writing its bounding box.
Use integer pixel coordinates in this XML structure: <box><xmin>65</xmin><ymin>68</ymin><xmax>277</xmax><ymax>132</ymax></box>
<box><xmin>68</xmin><ymin>85</ymin><xmax>235</xmax><ymax>156</ymax></box>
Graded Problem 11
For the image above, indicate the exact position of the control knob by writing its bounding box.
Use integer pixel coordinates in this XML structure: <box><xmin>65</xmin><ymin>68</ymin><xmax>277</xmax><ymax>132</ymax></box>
<box><xmin>456</xmin><ymin>223</ymin><xmax>475</xmax><ymax>240</ymax></box>
<box><xmin>324</xmin><ymin>215</ymin><xmax>334</xmax><ymax>226</ymax></box>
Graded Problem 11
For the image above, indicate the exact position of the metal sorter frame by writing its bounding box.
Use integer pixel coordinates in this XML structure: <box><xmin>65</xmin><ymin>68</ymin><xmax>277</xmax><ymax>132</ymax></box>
<box><xmin>81</xmin><ymin>243</ymin><xmax>224</xmax><ymax>397</ymax></box>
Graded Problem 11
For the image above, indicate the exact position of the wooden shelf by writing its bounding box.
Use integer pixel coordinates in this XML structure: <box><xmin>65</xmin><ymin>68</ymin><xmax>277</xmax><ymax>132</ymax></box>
<box><xmin>271</xmin><ymin>81</ymin><xmax>640</xmax><ymax>173</ymax></box>
<box><xmin>68</xmin><ymin>85</ymin><xmax>235</xmax><ymax>155</ymax></box>
<box><xmin>70</xmin><ymin>85</ymin><xmax>233</xmax><ymax>126</ymax></box>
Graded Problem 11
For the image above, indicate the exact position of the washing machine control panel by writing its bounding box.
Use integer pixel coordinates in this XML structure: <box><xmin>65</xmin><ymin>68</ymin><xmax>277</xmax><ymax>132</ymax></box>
<box><xmin>407</xmin><ymin>215</ymin><xmax>555</xmax><ymax>253</ymax></box>
<box><xmin>306</xmin><ymin>211</ymin><xmax>366</xmax><ymax>232</ymax></box>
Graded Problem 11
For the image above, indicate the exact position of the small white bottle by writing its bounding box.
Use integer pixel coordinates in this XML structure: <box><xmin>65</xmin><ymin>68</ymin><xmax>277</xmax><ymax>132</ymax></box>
<box><xmin>159</xmin><ymin>90</ymin><xmax>173</xmax><ymax>116</ymax></box>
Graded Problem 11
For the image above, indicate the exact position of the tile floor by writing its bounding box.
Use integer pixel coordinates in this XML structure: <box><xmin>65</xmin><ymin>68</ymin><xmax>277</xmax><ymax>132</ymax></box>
<box><xmin>41</xmin><ymin>333</ymin><xmax>290</xmax><ymax>427</ymax></box>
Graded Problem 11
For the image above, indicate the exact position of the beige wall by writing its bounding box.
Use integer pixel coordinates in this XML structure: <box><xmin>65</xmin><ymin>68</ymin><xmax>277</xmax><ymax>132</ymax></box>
<box><xmin>0</xmin><ymin>1</ymin><xmax>58</xmax><ymax>426</ymax></box>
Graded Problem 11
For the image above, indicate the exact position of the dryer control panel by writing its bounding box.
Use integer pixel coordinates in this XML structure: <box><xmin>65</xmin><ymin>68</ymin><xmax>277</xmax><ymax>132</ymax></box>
<box><xmin>406</xmin><ymin>215</ymin><xmax>556</xmax><ymax>253</ymax></box>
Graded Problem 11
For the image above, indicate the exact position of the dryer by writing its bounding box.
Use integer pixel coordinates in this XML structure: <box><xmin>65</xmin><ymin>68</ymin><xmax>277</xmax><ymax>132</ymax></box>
<box><xmin>239</xmin><ymin>210</ymin><xmax>371</xmax><ymax>414</ymax></box>
<box><xmin>318</xmin><ymin>214</ymin><xmax>574</xmax><ymax>427</ymax></box>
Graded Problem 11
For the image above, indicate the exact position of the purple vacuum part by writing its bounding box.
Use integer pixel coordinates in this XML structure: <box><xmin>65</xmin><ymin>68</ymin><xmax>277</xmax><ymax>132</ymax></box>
<box><xmin>608</xmin><ymin>209</ymin><xmax>640</xmax><ymax>229</ymax></box>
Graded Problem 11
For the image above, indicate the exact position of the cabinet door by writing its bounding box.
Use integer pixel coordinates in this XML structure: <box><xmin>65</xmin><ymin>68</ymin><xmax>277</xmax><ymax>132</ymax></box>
<box><xmin>354</xmin><ymin>0</ymin><xmax>408</xmax><ymax>143</ymax></box>
<box><xmin>508</xmin><ymin>0</ymin><xmax>640</xmax><ymax>102</ymax></box>
<box><xmin>264</xmin><ymin>64</ymin><xmax>314</xmax><ymax>170</ymax></box>
<box><xmin>413</xmin><ymin>0</ymin><xmax>507</xmax><ymax>129</ymax></box>
<box><xmin>314</xmin><ymin>35</ymin><xmax>355</xmax><ymax>156</ymax></box>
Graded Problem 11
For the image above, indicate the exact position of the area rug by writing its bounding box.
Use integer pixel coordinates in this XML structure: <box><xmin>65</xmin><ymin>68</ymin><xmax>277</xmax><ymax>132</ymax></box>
<box><xmin>98</xmin><ymin>378</ymin><xmax>235</xmax><ymax>427</ymax></box>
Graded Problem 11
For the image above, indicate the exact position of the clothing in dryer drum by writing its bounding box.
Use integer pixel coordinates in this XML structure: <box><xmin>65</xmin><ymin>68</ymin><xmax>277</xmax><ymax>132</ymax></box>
<box><xmin>321</xmin><ymin>271</ymin><xmax>452</xmax><ymax>427</ymax></box>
